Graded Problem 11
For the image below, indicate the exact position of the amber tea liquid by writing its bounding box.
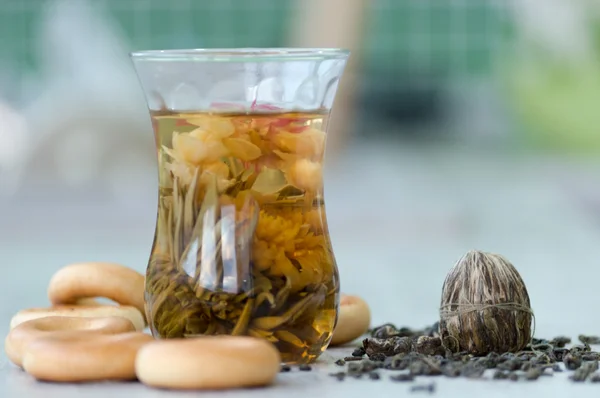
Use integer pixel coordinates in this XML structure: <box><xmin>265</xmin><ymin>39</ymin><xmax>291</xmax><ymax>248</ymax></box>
<box><xmin>145</xmin><ymin>110</ymin><xmax>340</xmax><ymax>364</ymax></box>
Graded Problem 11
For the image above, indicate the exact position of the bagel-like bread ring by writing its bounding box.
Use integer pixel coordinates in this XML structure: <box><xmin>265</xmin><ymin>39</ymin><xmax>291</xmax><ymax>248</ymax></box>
<box><xmin>10</xmin><ymin>305</ymin><xmax>145</xmax><ymax>332</ymax></box>
<box><xmin>74</xmin><ymin>298</ymin><xmax>103</xmax><ymax>306</ymax></box>
<box><xmin>4</xmin><ymin>316</ymin><xmax>135</xmax><ymax>367</ymax></box>
<box><xmin>136</xmin><ymin>336</ymin><xmax>281</xmax><ymax>390</ymax></box>
<box><xmin>329</xmin><ymin>294</ymin><xmax>371</xmax><ymax>346</ymax></box>
<box><xmin>47</xmin><ymin>262</ymin><xmax>145</xmax><ymax>317</ymax></box>
<box><xmin>23</xmin><ymin>332</ymin><xmax>154</xmax><ymax>382</ymax></box>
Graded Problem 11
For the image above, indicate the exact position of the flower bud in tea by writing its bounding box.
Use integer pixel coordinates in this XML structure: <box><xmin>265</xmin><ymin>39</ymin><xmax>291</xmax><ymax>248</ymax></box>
<box><xmin>438</xmin><ymin>250</ymin><xmax>533</xmax><ymax>355</ymax></box>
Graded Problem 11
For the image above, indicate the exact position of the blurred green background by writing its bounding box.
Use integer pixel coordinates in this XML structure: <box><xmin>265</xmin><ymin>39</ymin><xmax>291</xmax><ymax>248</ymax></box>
<box><xmin>0</xmin><ymin>0</ymin><xmax>514</xmax><ymax>143</ymax></box>
<box><xmin>1</xmin><ymin>0</ymin><xmax>508</xmax><ymax>80</ymax></box>
<box><xmin>2</xmin><ymin>0</ymin><xmax>600</xmax><ymax>155</ymax></box>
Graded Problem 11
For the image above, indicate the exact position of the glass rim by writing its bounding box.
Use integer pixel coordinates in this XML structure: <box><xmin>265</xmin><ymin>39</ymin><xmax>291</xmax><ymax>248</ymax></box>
<box><xmin>130</xmin><ymin>47</ymin><xmax>350</xmax><ymax>62</ymax></box>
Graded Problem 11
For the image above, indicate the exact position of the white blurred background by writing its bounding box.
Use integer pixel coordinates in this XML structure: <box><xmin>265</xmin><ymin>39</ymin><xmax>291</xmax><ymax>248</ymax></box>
<box><xmin>2</xmin><ymin>0</ymin><xmax>600</xmax><ymax>340</ymax></box>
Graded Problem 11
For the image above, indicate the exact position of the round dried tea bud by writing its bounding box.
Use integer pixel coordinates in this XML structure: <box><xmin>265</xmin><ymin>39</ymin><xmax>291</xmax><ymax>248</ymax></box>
<box><xmin>438</xmin><ymin>250</ymin><xmax>533</xmax><ymax>355</ymax></box>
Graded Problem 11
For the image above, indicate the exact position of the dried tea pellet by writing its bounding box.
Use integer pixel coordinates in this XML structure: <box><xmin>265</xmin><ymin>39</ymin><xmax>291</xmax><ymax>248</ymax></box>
<box><xmin>525</xmin><ymin>367</ymin><xmax>542</xmax><ymax>380</ymax></box>
<box><xmin>564</xmin><ymin>353</ymin><xmax>582</xmax><ymax>370</ymax></box>
<box><xmin>352</xmin><ymin>347</ymin><xmax>366</xmax><ymax>357</ymax></box>
<box><xmin>572</xmin><ymin>344</ymin><xmax>592</xmax><ymax>354</ymax></box>
<box><xmin>579</xmin><ymin>335</ymin><xmax>600</xmax><ymax>345</ymax></box>
<box><xmin>476</xmin><ymin>358</ymin><xmax>497</xmax><ymax>370</ymax></box>
<box><xmin>409</xmin><ymin>361</ymin><xmax>430</xmax><ymax>376</ymax></box>
<box><xmin>552</xmin><ymin>363</ymin><xmax>562</xmax><ymax>372</ymax></box>
<box><xmin>441</xmin><ymin>363</ymin><xmax>462</xmax><ymax>378</ymax></box>
<box><xmin>461</xmin><ymin>362</ymin><xmax>486</xmax><ymax>379</ymax></box>
<box><xmin>387</xmin><ymin>355</ymin><xmax>408</xmax><ymax>370</ymax></box>
<box><xmin>530</xmin><ymin>353</ymin><xmax>553</xmax><ymax>367</ymax></box>
<box><xmin>336</xmin><ymin>318</ymin><xmax>600</xmax><ymax>391</ymax></box>
<box><xmin>363</xmin><ymin>336</ymin><xmax>413</xmax><ymax>358</ymax></box>
<box><xmin>570</xmin><ymin>368</ymin><xmax>592</xmax><ymax>382</ymax></box>
<box><xmin>517</xmin><ymin>352</ymin><xmax>536</xmax><ymax>361</ymax></box>
<box><xmin>390</xmin><ymin>374</ymin><xmax>415</xmax><ymax>382</ymax></box>
<box><xmin>280</xmin><ymin>365</ymin><xmax>291</xmax><ymax>372</ymax></box>
<box><xmin>553</xmin><ymin>348</ymin><xmax>568</xmax><ymax>362</ymax></box>
<box><xmin>498</xmin><ymin>352</ymin><xmax>516</xmax><ymax>363</ymax></box>
<box><xmin>410</xmin><ymin>383</ymin><xmax>436</xmax><ymax>393</ymax></box>
<box><xmin>497</xmin><ymin>359</ymin><xmax>522</xmax><ymax>371</ymax></box>
<box><xmin>370</xmin><ymin>323</ymin><xmax>400</xmax><ymax>339</ymax></box>
<box><xmin>347</xmin><ymin>359</ymin><xmax>377</xmax><ymax>374</ymax></box>
<box><xmin>347</xmin><ymin>362</ymin><xmax>361</xmax><ymax>373</ymax></box>
<box><xmin>299</xmin><ymin>364</ymin><xmax>312</xmax><ymax>371</ymax></box>
<box><xmin>370</xmin><ymin>352</ymin><xmax>386</xmax><ymax>362</ymax></box>
<box><xmin>532</xmin><ymin>343</ymin><xmax>553</xmax><ymax>352</ymax></box>
<box><xmin>479</xmin><ymin>352</ymin><xmax>500</xmax><ymax>369</ymax></box>
<box><xmin>582</xmin><ymin>353</ymin><xmax>600</xmax><ymax>361</ymax></box>
<box><xmin>420</xmin><ymin>360</ymin><xmax>442</xmax><ymax>376</ymax></box>
<box><xmin>415</xmin><ymin>336</ymin><xmax>445</xmax><ymax>357</ymax></box>
<box><xmin>550</xmin><ymin>336</ymin><xmax>571</xmax><ymax>348</ymax></box>
<box><xmin>576</xmin><ymin>361</ymin><xmax>598</xmax><ymax>375</ymax></box>
<box><xmin>493</xmin><ymin>370</ymin><xmax>509</xmax><ymax>380</ymax></box>
<box><xmin>329</xmin><ymin>372</ymin><xmax>346</xmax><ymax>381</ymax></box>
<box><xmin>335</xmin><ymin>359</ymin><xmax>346</xmax><ymax>366</ymax></box>
<box><xmin>362</xmin><ymin>359</ymin><xmax>383</xmax><ymax>372</ymax></box>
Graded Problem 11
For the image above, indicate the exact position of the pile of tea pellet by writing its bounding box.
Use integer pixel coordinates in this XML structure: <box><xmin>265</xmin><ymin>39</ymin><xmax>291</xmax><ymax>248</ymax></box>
<box><xmin>328</xmin><ymin>323</ymin><xmax>600</xmax><ymax>385</ymax></box>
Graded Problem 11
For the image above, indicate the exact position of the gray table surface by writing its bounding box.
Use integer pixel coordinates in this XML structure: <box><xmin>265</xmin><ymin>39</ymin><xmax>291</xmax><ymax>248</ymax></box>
<box><xmin>2</xmin><ymin>142</ymin><xmax>600</xmax><ymax>397</ymax></box>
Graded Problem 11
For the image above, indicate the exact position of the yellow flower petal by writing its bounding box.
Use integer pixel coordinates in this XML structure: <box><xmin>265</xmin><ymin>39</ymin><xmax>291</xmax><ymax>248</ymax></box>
<box><xmin>189</xmin><ymin>127</ymin><xmax>231</xmax><ymax>144</ymax></box>
<box><xmin>274</xmin><ymin>252</ymin><xmax>302</xmax><ymax>292</ymax></box>
<box><xmin>223</xmin><ymin>137</ymin><xmax>262</xmax><ymax>161</ymax></box>
<box><xmin>166</xmin><ymin>161</ymin><xmax>195</xmax><ymax>186</ymax></box>
<box><xmin>295</xmin><ymin>255</ymin><xmax>318</xmax><ymax>285</ymax></box>
<box><xmin>199</xmin><ymin>171</ymin><xmax>232</xmax><ymax>192</ymax></box>
<box><xmin>162</xmin><ymin>145</ymin><xmax>182</xmax><ymax>162</ymax></box>
<box><xmin>271</xmin><ymin>128</ymin><xmax>326</xmax><ymax>158</ymax></box>
<box><xmin>304</xmin><ymin>210</ymin><xmax>324</xmax><ymax>234</ymax></box>
<box><xmin>186</xmin><ymin>117</ymin><xmax>235</xmax><ymax>138</ymax></box>
<box><xmin>173</xmin><ymin>134</ymin><xmax>207</xmax><ymax>164</ymax></box>
<box><xmin>204</xmin><ymin>162</ymin><xmax>230</xmax><ymax>179</ymax></box>
<box><xmin>200</xmin><ymin>140</ymin><xmax>230</xmax><ymax>163</ymax></box>
<box><xmin>249</xmin><ymin>205</ymin><xmax>332</xmax><ymax>292</ymax></box>
<box><xmin>189</xmin><ymin>128</ymin><xmax>210</xmax><ymax>141</ymax></box>
<box><xmin>285</xmin><ymin>159</ymin><xmax>323</xmax><ymax>192</ymax></box>
<box><xmin>172</xmin><ymin>133</ymin><xmax>230</xmax><ymax>165</ymax></box>
<box><xmin>272</xmin><ymin>149</ymin><xmax>299</xmax><ymax>163</ymax></box>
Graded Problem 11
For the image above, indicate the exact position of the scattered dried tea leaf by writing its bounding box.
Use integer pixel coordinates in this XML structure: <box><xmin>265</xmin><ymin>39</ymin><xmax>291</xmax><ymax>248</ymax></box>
<box><xmin>363</xmin><ymin>336</ymin><xmax>413</xmax><ymax>358</ymax></box>
<box><xmin>579</xmin><ymin>335</ymin><xmax>600</xmax><ymax>345</ymax></box>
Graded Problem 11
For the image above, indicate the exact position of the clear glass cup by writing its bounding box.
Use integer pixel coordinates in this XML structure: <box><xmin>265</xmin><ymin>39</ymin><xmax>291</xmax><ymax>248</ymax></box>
<box><xmin>130</xmin><ymin>48</ymin><xmax>350</xmax><ymax>364</ymax></box>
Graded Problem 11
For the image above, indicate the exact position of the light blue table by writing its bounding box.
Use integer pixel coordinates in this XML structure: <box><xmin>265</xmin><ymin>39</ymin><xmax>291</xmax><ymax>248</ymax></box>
<box><xmin>3</xmin><ymin>143</ymin><xmax>600</xmax><ymax>397</ymax></box>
